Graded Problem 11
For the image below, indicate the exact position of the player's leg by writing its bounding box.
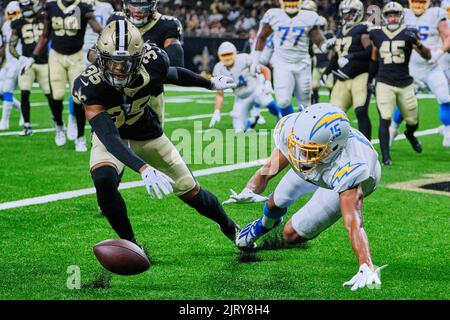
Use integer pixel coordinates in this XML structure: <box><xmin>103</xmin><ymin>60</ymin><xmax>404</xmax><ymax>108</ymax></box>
<box><xmin>34</xmin><ymin>62</ymin><xmax>56</xmax><ymax>127</ymax></box>
<box><xmin>273</xmin><ymin>66</ymin><xmax>295</xmax><ymax>116</ymax></box>
<box><xmin>330</xmin><ymin>79</ymin><xmax>352</xmax><ymax>113</ymax></box>
<box><xmin>389</xmin><ymin>107</ymin><xmax>403</xmax><ymax>146</ymax></box>
<box><xmin>49</xmin><ymin>49</ymin><xmax>68</xmax><ymax>146</ymax></box>
<box><xmin>294</xmin><ymin>64</ymin><xmax>312</xmax><ymax>110</ymax></box>
<box><xmin>231</xmin><ymin>95</ymin><xmax>252</xmax><ymax>133</ymax></box>
<box><xmin>375</xmin><ymin>82</ymin><xmax>396</xmax><ymax>165</ymax></box>
<box><xmin>255</xmin><ymin>84</ymin><xmax>281</xmax><ymax>120</ymax></box>
<box><xmin>311</xmin><ymin>67</ymin><xmax>321</xmax><ymax>104</ymax></box>
<box><xmin>236</xmin><ymin>169</ymin><xmax>318</xmax><ymax>249</ymax></box>
<box><xmin>283</xmin><ymin>187</ymin><xmax>340</xmax><ymax>243</ymax></box>
<box><xmin>351</xmin><ymin>73</ymin><xmax>372</xmax><ymax>140</ymax></box>
<box><xmin>68</xmin><ymin>50</ymin><xmax>88</xmax><ymax>152</ymax></box>
<box><xmin>0</xmin><ymin>64</ymin><xmax>20</xmax><ymax>130</ymax></box>
<box><xmin>17</xmin><ymin>64</ymin><xmax>36</xmax><ymax>135</ymax></box>
<box><xmin>67</xmin><ymin>96</ymin><xmax>78</xmax><ymax>141</ymax></box>
<box><xmin>397</xmin><ymin>83</ymin><xmax>422</xmax><ymax>153</ymax></box>
<box><xmin>425</xmin><ymin>67</ymin><xmax>450</xmax><ymax>147</ymax></box>
<box><xmin>133</xmin><ymin>134</ymin><xmax>240</xmax><ymax>242</ymax></box>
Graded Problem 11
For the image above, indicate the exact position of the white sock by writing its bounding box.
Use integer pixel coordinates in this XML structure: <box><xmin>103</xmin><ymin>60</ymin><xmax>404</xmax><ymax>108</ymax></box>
<box><xmin>1</xmin><ymin>101</ymin><xmax>13</xmax><ymax>122</ymax></box>
<box><xmin>13</xmin><ymin>98</ymin><xmax>21</xmax><ymax>110</ymax></box>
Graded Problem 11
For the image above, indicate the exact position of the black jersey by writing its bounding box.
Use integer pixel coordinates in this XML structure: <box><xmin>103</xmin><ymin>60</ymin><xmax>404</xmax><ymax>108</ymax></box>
<box><xmin>73</xmin><ymin>43</ymin><xmax>169</xmax><ymax>141</ymax></box>
<box><xmin>107</xmin><ymin>11</ymin><xmax>182</xmax><ymax>48</ymax></box>
<box><xmin>45</xmin><ymin>0</ymin><xmax>94</xmax><ymax>55</ymax></box>
<box><xmin>10</xmin><ymin>12</ymin><xmax>48</xmax><ymax>64</ymax></box>
<box><xmin>334</xmin><ymin>23</ymin><xmax>370</xmax><ymax>78</ymax></box>
<box><xmin>370</xmin><ymin>26</ymin><xmax>416</xmax><ymax>87</ymax></box>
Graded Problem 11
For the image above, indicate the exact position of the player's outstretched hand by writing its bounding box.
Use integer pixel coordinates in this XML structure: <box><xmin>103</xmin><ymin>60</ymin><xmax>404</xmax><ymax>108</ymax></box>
<box><xmin>210</xmin><ymin>75</ymin><xmax>237</xmax><ymax>90</ymax></box>
<box><xmin>141</xmin><ymin>166</ymin><xmax>175</xmax><ymax>199</ymax></box>
<box><xmin>343</xmin><ymin>264</ymin><xmax>388</xmax><ymax>291</ymax></box>
<box><xmin>222</xmin><ymin>188</ymin><xmax>269</xmax><ymax>205</ymax></box>
<box><xmin>19</xmin><ymin>56</ymin><xmax>34</xmax><ymax>75</ymax></box>
<box><xmin>209</xmin><ymin>109</ymin><xmax>221</xmax><ymax>128</ymax></box>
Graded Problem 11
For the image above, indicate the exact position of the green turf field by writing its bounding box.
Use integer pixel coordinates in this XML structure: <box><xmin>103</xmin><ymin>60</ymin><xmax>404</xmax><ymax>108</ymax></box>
<box><xmin>0</xmin><ymin>87</ymin><xmax>449</xmax><ymax>300</ymax></box>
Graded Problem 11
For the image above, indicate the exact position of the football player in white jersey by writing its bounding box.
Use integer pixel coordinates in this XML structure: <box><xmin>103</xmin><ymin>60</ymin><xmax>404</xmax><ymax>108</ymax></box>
<box><xmin>440</xmin><ymin>0</ymin><xmax>450</xmax><ymax>84</ymax></box>
<box><xmin>210</xmin><ymin>42</ymin><xmax>281</xmax><ymax>133</ymax></box>
<box><xmin>251</xmin><ymin>0</ymin><xmax>335</xmax><ymax>116</ymax></box>
<box><xmin>390</xmin><ymin>0</ymin><xmax>450</xmax><ymax>147</ymax></box>
<box><xmin>0</xmin><ymin>1</ymin><xmax>24</xmax><ymax>131</ymax></box>
<box><xmin>223</xmin><ymin>103</ymin><xmax>385</xmax><ymax>291</ymax></box>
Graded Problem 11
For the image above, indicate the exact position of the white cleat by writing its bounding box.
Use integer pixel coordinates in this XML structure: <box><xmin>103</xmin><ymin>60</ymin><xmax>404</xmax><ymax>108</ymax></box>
<box><xmin>55</xmin><ymin>125</ymin><xmax>66</xmax><ymax>146</ymax></box>
<box><xmin>443</xmin><ymin>126</ymin><xmax>450</xmax><ymax>148</ymax></box>
<box><xmin>19</xmin><ymin>115</ymin><xmax>24</xmax><ymax>127</ymax></box>
<box><xmin>438</xmin><ymin>125</ymin><xmax>445</xmax><ymax>136</ymax></box>
<box><xmin>388</xmin><ymin>122</ymin><xmax>400</xmax><ymax>146</ymax></box>
<box><xmin>257</xmin><ymin>114</ymin><xmax>266</xmax><ymax>125</ymax></box>
<box><xmin>75</xmin><ymin>136</ymin><xmax>87</xmax><ymax>152</ymax></box>
<box><xmin>0</xmin><ymin>120</ymin><xmax>9</xmax><ymax>131</ymax></box>
<box><xmin>67</xmin><ymin>115</ymin><xmax>78</xmax><ymax>141</ymax></box>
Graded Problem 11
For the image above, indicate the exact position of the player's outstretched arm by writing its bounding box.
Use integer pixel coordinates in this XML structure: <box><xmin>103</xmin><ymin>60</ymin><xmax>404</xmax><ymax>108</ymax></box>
<box><xmin>86</xmin><ymin>11</ymin><xmax>103</xmax><ymax>34</ymax></box>
<box><xmin>209</xmin><ymin>90</ymin><xmax>224</xmax><ymax>128</ymax></box>
<box><xmin>310</xmin><ymin>26</ymin><xmax>335</xmax><ymax>54</ymax></box>
<box><xmin>223</xmin><ymin>148</ymin><xmax>289</xmax><ymax>205</ymax></box>
<box><xmin>340</xmin><ymin>186</ymin><xmax>387</xmax><ymax>291</ymax></box>
<box><xmin>165</xmin><ymin>67</ymin><xmax>236</xmax><ymax>90</ymax></box>
<box><xmin>32</xmin><ymin>12</ymin><xmax>50</xmax><ymax>58</ymax></box>
<box><xmin>164</xmin><ymin>38</ymin><xmax>184</xmax><ymax>67</ymax></box>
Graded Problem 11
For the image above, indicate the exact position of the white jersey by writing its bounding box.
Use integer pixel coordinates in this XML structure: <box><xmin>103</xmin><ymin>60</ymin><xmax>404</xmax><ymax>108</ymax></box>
<box><xmin>274</xmin><ymin>114</ymin><xmax>380</xmax><ymax>195</ymax></box>
<box><xmin>213</xmin><ymin>53</ymin><xmax>260</xmax><ymax>98</ymax></box>
<box><xmin>83</xmin><ymin>1</ymin><xmax>114</xmax><ymax>51</ymax></box>
<box><xmin>405</xmin><ymin>7</ymin><xmax>447</xmax><ymax>66</ymax></box>
<box><xmin>1</xmin><ymin>21</ymin><xmax>21</xmax><ymax>65</ymax></box>
<box><xmin>261</xmin><ymin>8</ymin><xmax>320</xmax><ymax>65</ymax></box>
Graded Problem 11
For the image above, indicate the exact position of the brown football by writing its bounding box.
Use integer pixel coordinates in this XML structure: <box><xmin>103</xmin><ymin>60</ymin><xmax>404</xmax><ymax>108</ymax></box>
<box><xmin>93</xmin><ymin>239</ymin><xmax>150</xmax><ymax>275</ymax></box>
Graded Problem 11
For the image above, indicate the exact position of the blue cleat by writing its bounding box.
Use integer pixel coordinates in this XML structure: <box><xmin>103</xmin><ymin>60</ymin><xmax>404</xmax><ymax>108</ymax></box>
<box><xmin>235</xmin><ymin>218</ymin><xmax>281</xmax><ymax>250</ymax></box>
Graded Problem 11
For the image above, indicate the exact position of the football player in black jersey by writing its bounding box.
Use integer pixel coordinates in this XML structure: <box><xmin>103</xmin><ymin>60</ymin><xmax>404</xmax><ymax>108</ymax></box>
<box><xmin>323</xmin><ymin>0</ymin><xmax>373</xmax><ymax>140</ymax></box>
<box><xmin>9</xmin><ymin>0</ymin><xmax>57</xmax><ymax>136</ymax></box>
<box><xmin>32</xmin><ymin>0</ymin><xmax>102</xmax><ymax>151</ymax></box>
<box><xmin>369</xmin><ymin>2</ymin><xmax>431</xmax><ymax>166</ymax></box>
<box><xmin>73</xmin><ymin>21</ymin><xmax>241</xmax><ymax>249</ymax></box>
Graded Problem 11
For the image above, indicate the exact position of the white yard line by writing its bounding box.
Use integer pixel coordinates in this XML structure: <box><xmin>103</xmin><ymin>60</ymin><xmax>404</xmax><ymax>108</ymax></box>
<box><xmin>0</xmin><ymin>128</ymin><xmax>440</xmax><ymax>212</ymax></box>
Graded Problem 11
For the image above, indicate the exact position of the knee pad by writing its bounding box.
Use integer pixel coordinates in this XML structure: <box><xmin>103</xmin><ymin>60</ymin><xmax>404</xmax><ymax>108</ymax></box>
<box><xmin>91</xmin><ymin>166</ymin><xmax>120</xmax><ymax>200</ymax></box>
<box><xmin>440</xmin><ymin>103</ymin><xmax>450</xmax><ymax>126</ymax></box>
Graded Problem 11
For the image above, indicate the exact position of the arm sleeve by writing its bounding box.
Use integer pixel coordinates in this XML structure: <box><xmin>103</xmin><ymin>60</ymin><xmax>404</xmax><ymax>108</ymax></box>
<box><xmin>164</xmin><ymin>43</ymin><xmax>184</xmax><ymax>67</ymax></box>
<box><xmin>368</xmin><ymin>59</ymin><xmax>378</xmax><ymax>84</ymax></box>
<box><xmin>89</xmin><ymin>112</ymin><xmax>146</xmax><ymax>173</ymax></box>
<box><xmin>165</xmin><ymin>66</ymin><xmax>212</xmax><ymax>89</ymax></box>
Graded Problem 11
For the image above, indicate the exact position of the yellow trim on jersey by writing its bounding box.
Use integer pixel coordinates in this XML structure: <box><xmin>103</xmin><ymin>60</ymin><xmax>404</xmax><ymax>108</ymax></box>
<box><xmin>139</xmin><ymin>12</ymin><xmax>162</xmax><ymax>35</ymax></box>
<box><xmin>123</xmin><ymin>65</ymin><xmax>150</xmax><ymax>98</ymax></box>
<box><xmin>381</xmin><ymin>26</ymin><xmax>406</xmax><ymax>40</ymax></box>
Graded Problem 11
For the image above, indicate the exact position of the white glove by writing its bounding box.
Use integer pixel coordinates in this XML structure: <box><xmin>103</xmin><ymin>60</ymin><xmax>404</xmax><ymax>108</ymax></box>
<box><xmin>320</xmin><ymin>73</ymin><xmax>328</xmax><ymax>87</ymax></box>
<box><xmin>19</xmin><ymin>56</ymin><xmax>34</xmax><ymax>74</ymax></box>
<box><xmin>429</xmin><ymin>48</ymin><xmax>445</xmax><ymax>65</ymax></box>
<box><xmin>320</xmin><ymin>37</ymin><xmax>336</xmax><ymax>53</ymax></box>
<box><xmin>343</xmin><ymin>264</ymin><xmax>388</xmax><ymax>291</ymax></box>
<box><xmin>222</xmin><ymin>188</ymin><xmax>269</xmax><ymax>205</ymax></box>
<box><xmin>210</xmin><ymin>75</ymin><xmax>236</xmax><ymax>90</ymax></box>
<box><xmin>338</xmin><ymin>57</ymin><xmax>349</xmax><ymax>68</ymax></box>
<box><xmin>209</xmin><ymin>109</ymin><xmax>221</xmax><ymax>128</ymax></box>
<box><xmin>140</xmin><ymin>166</ymin><xmax>175</xmax><ymax>199</ymax></box>
<box><xmin>263</xmin><ymin>80</ymin><xmax>273</xmax><ymax>95</ymax></box>
<box><xmin>250</xmin><ymin>50</ymin><xmax>262</xmax><ymax>75</ymax></box>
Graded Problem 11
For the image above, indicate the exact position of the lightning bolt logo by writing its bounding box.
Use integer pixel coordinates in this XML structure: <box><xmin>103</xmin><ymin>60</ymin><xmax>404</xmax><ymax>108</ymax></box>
<box><xmin>331</xmin><ymin>162</ymin><xmax>364</xmax><ymax>188</ymax></box>
<box><xmin>310</xmin><ymin>112</ymin><xmax>349</xmax><ymax>139</ymax></box>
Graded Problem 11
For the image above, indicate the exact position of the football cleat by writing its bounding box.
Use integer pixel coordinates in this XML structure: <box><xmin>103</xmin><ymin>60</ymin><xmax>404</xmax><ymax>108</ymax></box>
<box><xmin>438</xmin><ymin>125</ymin><xmax>444</xmax><ymax>136</ymax></box>
<box><xmin>75</xmin><ymin>136</ymin><xmax>88</xmax><ymax>152</ymax></box>
<box><xmin>55</xmin><ymin>125</ymin><xmax>66</xmax><ymax>146</ymax></box>
<box><xmin>382</xmin><ymin>158</ymin><xmax>393</xmax><ymax>166</ymax></box>
<box><xmin>220</xmin><ymin>223</ymin><xmax>242</xmax><ymax>243</ymax></box>
<box><xmin>18</xmin><ymin>125</ymin><xmax>33</xmax><ymax>136</ymax></box>
<box><xmin>388</xmin><ymin>122</ymin><xmax>399</xmax><ymax>146</ymax></box>
<box><xmin>235</xmin><ymin>218</ymin><xmax>281</xmax><ymax>250</ymax></box>
<box><xmin>404</xmin><ymin>130</ymin><xmax>422</xmax><ymax>153</ymax></box>
<box><xmin>0</xmin><ymin>119</ymin><xmax>9</xmax><ymax>131</ymax></box>
<box><xmin>257</xmin><ymin>114</ymin><xmax>266</xmax><ymax>125</ymax></box>
<box><xmin>67</xmin><ymin>115</ymin><xmax>78</xmax><ymax>141</ymax></box>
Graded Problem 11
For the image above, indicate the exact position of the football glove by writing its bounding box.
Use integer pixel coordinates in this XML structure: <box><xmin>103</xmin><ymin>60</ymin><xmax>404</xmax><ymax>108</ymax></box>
<box><xmin>19</xmin><ymin>56</ymin><xmax>34</xmax><ymax>75</ymax></box>
<box><xmin>338</xmin><ymin>57</ymin><xmax>350</xmax><ymax>68</ymax></box>
<box><xmin>209</xmin><ymin>109</ymin><xmax>221</xmax><ymax>128</ymax></box>
<box><xmin>263</xmin><ymin>80</ymin><xmax>273</xmax><ymax>95</ymax></box>
<box><xmin>343</xmin><ymin>263</ymin><xmax>388</xmax><ymax>291</ymax></box>
<box><xmin>210</xmin><ymin>75</ymin><xmax>237</xmax><ymax>90</ymax></box>
<box><xmin>222</xmin><ymin>188</ymin><xmax>269</xmax><ymax>205</ymax></box>
<box><xmin>320</xmin><ymin>37</ymin><xmax>336</xmax><ymax>53</ymax></box>
<box><xmin>141</xmin><ymin>166</ymin><xmax>174</xmax><ymax>199</ymax></box>
<box><xmin>320</xmin><ymin>73</ymin><xmax>328</xmax><ymax>87</ymax></box>
<box><xmin>405</xmin><ymin>29</ymin><xmax>420</xmax><ymax>46</ymax></box>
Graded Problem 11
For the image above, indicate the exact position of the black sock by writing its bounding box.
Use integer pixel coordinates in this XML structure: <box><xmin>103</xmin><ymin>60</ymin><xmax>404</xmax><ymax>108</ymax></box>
<box><xmin>21</xmin><ymin>91</ymin><xmax>31</xmax><ymax>124</ymax></box>
<box><xmin>49</xmin><ymin>98</ymin><xmax>64</xmax><ymax>126</ymax></box>
<box><xmin>379</xmin><ymin>118</ymin><xmax>391</xmax><ymax>162</ymax></box>
<box><xmin>183</xmin><ymin>188</ymin><xmax>236</xmax><ymax>235</ymax></box>
<box><xmin>355</xmin><ymin>106</ymin><xmax>372</xmax><ymax>141</ymax></box>
<box><xmin>311</xmin><ymin>89</ymin><xmax>319</xmax><ymax>104</ymax></box>
<box><xmin>405</xmin><ymin>123</ymin><xmax>419</xmax><ymax>136</ymax></box>
<box><xmin>91</xmin><ymin>166</ymin><xmax>135</xmax><ymax>241</ymax></box>
<box><xmin>74</xmin><ymin>102</ymin><xmax>86</xmax><ymax>138</ymax></box>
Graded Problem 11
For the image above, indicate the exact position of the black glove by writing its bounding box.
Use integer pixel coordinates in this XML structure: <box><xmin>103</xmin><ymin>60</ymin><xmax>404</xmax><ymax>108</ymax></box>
<box><xmin>406</xmin><ymin>29</ymin><xmax>420</xmax><ymax>46</ymax></box>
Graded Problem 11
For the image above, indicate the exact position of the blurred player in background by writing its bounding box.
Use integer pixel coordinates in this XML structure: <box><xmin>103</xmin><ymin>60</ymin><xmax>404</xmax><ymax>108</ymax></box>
<box><xmin>9</xmin><ymin>0</ymin><xmax>58</xmax><ymax>136</ymax></box>
<box><xmin>370</xmin><ymin>1</ymin><xmax>431</xmax><ymax>166</ymax></box>
<box><xmin>0</xmin><ymin>1</ymin><xmax>23</xmax><ymax>131</ymax></box>
<box><xmin>224</xmin><ymin>103</ymin><xmax>385</xmax><ymax>291</ymax></box>
<box><xmin>32</xmin><ymin>0</ymin><xmax>102</xmax><ymax>151</ymax></box>
<box><xmin>324</xmin><ymin>0</ymin><xmax>373</xmax><ymax>140</ymax></box>
<box><xmin>209</xmin><ymin>41</ymin><xmax>281</xmax><ymax>133</ymax></box>
<box><xmin>390</xmin><ymin>0</ymin><xmax>450</xmax><ymax>147</ymax></box>
<box><xmin>251</xmin><ymin>0</ymin><xmax>335</xmax><ymax>116</ymax></box>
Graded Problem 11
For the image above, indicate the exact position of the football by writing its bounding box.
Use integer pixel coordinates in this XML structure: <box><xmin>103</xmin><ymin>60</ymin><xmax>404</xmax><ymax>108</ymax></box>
<box><xmin>93</xmin><ymin>239</ymin><xmax>150</xmax><ymax>276</ymax></box>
